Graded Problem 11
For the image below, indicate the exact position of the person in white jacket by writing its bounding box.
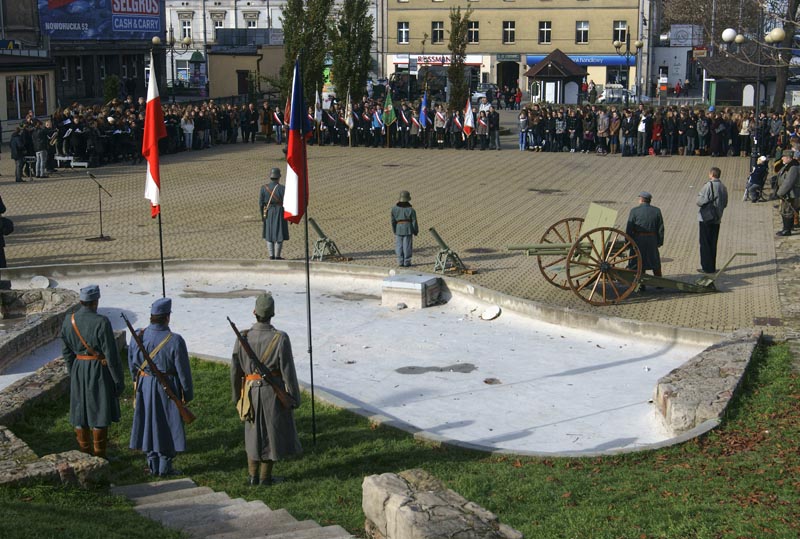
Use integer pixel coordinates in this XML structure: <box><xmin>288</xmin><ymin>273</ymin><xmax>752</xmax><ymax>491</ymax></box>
<box><xmin>180</xmin><ymin>114</ymin><xmax>195</xmax><ymax>150</ymax></box>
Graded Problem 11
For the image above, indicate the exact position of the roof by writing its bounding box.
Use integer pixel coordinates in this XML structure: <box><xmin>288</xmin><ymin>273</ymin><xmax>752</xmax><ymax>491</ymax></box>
<box><xmin>697</xmin><ymin>43</ymin><xmax>779</xmax><ymax>80</ymax></box>
<box><xmin>523</xmin><ymin>49</ymin><xmax>587</xmax><ymax>78</ymax></box>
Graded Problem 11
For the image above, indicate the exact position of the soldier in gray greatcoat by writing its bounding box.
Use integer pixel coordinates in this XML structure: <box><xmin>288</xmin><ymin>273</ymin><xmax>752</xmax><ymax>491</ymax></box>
<box><xmin>231</xmin><ymin>293</ymin><xmax>302</xmax><ymax>486</ymax></box>
<box><xmin>626</xmin><ymin>191</ymin><xmax>665</xmax><ymax>279</ymax></box>
<box><xmin>128</xmin><ymin>297</ymin><xmax>194</xmax><ymax>477</ymax></box>
<box><xmin>60</xmin><ymin>285</ymin><xmax>125</xmax><ymax>458</ymax></box>
<box><xmin>391</xmin><ymin>190</ymin><xmax>419</xmax><ymax>267</ymax></box>
<box><xmin>775</xmin><ymin>150</ymin><xmax>800</xmax><ymax>236</ymax></box>
<box><xmin>259</xmin><ymin>167</ymin><xmax>289</xmax><ymax>259</ymax></box>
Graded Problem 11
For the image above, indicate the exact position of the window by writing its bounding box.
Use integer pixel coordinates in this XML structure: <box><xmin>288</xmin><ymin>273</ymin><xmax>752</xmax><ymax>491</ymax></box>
<box><xmin>176</xmin><ymin>59</ymin><xmax>190</xmax><ymax>84</ymax></box>
<box><xmin>60</xmin><ymin>59</ymin><xmax>69</xmax><ymax>82</ymax></box>
<box><xmin>99</xmin><ymin>58</ymin><xmax>106</xmax><ymax>80</ymax></box>
<box><xmin>502</xmin><ymin>21</ymin><xmax>515</xmax><ymax>44</ymax></box>
<box><xmin>121</xmin><ymin>56</ymin><xmax>128</xmax><ymax>79</ymax></box>
<box><xmin>431</xmin><ymin>21</ymin><xmax>444</xmax><ymax>44</ymax></box>
<box><xmin>214</xmin><ymin>19</ymin><xmax>224</xmax><ymax>30</ymax></box>
<box><xmin>247</xmin><ymin>19</ymin><xmax>257</xmax><ymax>28</ymax></box>
<box><xmin>397</xmin><ymin>22</ymin><xmax>409</xmax><ymax>44</ymax></box>
<box><xmin>181</xmin><ymin>19</ymin><xmax>192</xmax><ymax>40</ymax></box>
<box><xmin>538</xmin><ymin>21</ymin><xmax>551</xmax><ymax>44</ymax></box>
<box><xmin>75</xmin><ymin>57</ymin><xmax>83</xmax><ymax>81</ymax></box>
<box><xmin>613</xmin><ymin>20</ymin><xmax>627</xmax><ymax>42</ymax></box>
<box><xmin>132</xmin><ymin>59</ymin><xmax>138</xmax><ymax>78</ymax></box>
<box><xmin>6</xmin><ymin>75</ymin><xmax>48</xmax><ymax>120</ymax></box>
<box><xmin>576</xmin><ymin>21</ymin><xmax>589</xmax><ymax>44</ymax></box>
<box><xmin>467</xmin><ymin>21</ymin><xmax>479</xmax><ymax>44</ymax></box>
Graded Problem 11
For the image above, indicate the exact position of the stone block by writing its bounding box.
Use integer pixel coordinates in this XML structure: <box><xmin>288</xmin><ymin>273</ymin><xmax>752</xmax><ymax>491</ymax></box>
<box><xmin>381</xmin><ymin>275</ymin><xmax>440</xmax><ymax>309</ymax></box>
<box><xmin>653</xmin><ymin>330</ymin><xmax>761</xmax><ymax>434</ymax></box>
<box><xmin>41</xmin><ymin>450</ymin><xmax>110</xmax><ymax>487</ymax></box>
<box><xmin>363</xmin><ymin>469</ymin><xmax>521</xmax><ymax>539</ymax></box>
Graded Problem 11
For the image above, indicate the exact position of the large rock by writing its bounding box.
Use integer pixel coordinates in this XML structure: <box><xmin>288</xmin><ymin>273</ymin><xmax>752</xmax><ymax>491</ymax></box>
<box><xmin>653</xmin><ymin>329</ymin><xmax>761</xmax><ymax>434</ymax></box>
<box><xmin>363</xmin><ymin>469</ymin><xmax>522</xmax><ymax>539</ymax></box>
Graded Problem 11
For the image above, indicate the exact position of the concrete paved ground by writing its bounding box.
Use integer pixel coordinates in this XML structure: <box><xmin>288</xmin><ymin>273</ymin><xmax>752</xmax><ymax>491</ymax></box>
<box><xmin>0</xmin><ymin>111</ymin><xmax>781</xmax><ymax>334</ymax></box>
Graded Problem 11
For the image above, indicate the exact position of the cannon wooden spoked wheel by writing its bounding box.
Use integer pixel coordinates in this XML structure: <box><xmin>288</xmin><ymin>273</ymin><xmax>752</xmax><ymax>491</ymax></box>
<box><xmin>565</xmin><ymin>227</ymin><xmax>642</xmax><ymax>306</ymax></box>
<box><xmin>536</xmin><ymin>217</ymin><xmax>584</xmax><ymax>290</ymax></box>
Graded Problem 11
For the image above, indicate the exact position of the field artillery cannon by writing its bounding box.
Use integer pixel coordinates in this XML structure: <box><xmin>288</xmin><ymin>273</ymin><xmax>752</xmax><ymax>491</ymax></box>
<box><xmin>429</xmin><ymin>227</ymin><xmax>476</xmax><ymax>274</ymax></box>
<box><xmin>309</xmin><ymin>218</ymin><xmax>352</xmax><ymax>262</ymax></box>
<box><xmin>508</xmin><ymin>203</ymin><xmax>754</xmax><ymax>306</ymax></box>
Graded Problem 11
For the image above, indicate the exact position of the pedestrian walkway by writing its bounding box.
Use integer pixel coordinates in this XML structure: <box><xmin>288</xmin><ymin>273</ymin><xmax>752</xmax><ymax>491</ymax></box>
<box><xmin>110</xmin><ymin>478</ymin><xmax>352</xmax><ymax>539</ymax></box>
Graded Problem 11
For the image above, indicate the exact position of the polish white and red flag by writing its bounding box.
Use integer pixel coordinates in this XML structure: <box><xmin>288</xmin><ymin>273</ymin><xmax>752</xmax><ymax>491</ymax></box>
<box><xmin>463</xmin><ymin>97</ymin><xmax>474</xmax><ymax>137</ymax></box>
<box><xmin>283</xmin><ymin>58</ymin><xmax>312</xmax><ymax>224</ymax></box>
<box><xmin>142</xmin><ymin>52</ymin><xmax>167</xmax><ymax>218</ymax></box>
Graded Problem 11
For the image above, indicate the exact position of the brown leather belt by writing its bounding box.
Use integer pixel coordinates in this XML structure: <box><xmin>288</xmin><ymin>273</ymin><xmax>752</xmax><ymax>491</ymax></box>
<box><xmin>396</xmin><ymin>219</ymin><xmax>410</xmax><ymax>223</ymax></box>
<box><xmin>76</xmin><ymin>354</ymin><xmax>107</xmax><ymax>365</ymax></box>
<box><xmin>246</xmin><ymin>369</ymin><xmax>281</xmax><ymax>382</ymax></box>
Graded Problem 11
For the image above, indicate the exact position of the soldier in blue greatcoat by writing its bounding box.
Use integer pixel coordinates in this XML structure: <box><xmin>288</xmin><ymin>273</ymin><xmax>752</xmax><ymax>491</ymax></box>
<box><xmin>61</xmin><ymin>284</ymin><xmax>125</xmax><ymax>458</ymax></box>
<box><xmin>260</xmin><ymin>167</ymin><xmax>289</xmax><ymax>260</ymax></box>
<box><xmin>391</xmin><ymin>190</ymin><xmax>419</xmax><ymax>267</ymax></box>
<box><xmin>128</xmin><ymin>297</ymin><xmax>194</xmax><ymax>476</ymax></box>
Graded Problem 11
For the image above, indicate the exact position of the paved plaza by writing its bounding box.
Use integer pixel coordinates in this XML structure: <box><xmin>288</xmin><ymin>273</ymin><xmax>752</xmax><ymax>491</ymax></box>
<box><xmin>1</xmin><ymin>111</ymin><xmax>787</xmax><ymax>335</ymax></box>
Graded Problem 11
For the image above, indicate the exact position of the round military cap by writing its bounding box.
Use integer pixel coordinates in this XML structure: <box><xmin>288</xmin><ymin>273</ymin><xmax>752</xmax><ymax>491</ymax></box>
<box><xmin>269</xmin><ymin>167</ymin><xmax>281</xmax><ymax>180</ymax></box>
<box><xmin>255</xmin><ymin>292</ymin><xmax>275</xmax><ymax>318</ymax></box>
<box><xmin>782</xmin><ymin>150</ymin><xmax>794</xmax><ymax>158</ymax></box>
<box><xmin>638</xmin><ymin>191</ymin><xmax>652</xmax><ymax>201</ymax></box>
<box><xmin>151</xmin><ymin>297</ymin><xmax>172</xmax><ymax>315</ymax></box>
<box><xmin>79</xmin><ymin>285</ymin><xmax>101</xmax><ymax>302</ymax></box>
<box><xmin>399</xmin><ymin>190</ymin><xmax>411</xmax><ymax>202</ymax></box>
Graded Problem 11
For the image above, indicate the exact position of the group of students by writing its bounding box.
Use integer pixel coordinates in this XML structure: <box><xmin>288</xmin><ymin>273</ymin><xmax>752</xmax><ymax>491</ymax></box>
<box><xmin>511</xmin><ymin>102</ymin><xmax>794</xmax><ymax>159</ymax></box>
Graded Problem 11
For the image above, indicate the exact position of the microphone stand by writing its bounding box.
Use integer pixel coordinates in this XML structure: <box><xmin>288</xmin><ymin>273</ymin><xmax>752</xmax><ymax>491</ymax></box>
<box><xmin>85</xmin><ymin>172</ymin><xmax>115</xmax><ymax>242</ymax></box>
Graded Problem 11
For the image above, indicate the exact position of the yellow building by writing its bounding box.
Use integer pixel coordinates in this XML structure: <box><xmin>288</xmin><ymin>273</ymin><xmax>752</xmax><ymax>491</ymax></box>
<box><xmin>386</xmin><ymin>0</ymin><xmax>642</xmax><ymax>99</ymax></box>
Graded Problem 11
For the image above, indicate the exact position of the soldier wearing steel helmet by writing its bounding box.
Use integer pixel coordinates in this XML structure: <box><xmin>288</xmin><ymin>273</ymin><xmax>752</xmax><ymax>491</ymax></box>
<box><xmin>391</xmin><ymin>190</ymin><xmax>419</xmax><ymax>267</ymax></box>
<box><xmin>259</xmin><ymin>167</ymin><xmax>289</xmax><ymax>259</ymax></box>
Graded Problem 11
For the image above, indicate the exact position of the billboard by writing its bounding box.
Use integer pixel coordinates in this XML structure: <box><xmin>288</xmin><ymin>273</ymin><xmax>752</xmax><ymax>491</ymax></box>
<box><xmin>39</xmin><ymin>0</ymin><xmax>164</xmax><ymax>41</ymax></box>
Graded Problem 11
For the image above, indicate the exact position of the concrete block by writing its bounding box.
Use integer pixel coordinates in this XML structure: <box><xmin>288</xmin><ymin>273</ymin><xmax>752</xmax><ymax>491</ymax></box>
<box><xmin>110</xmin><ymin>477</ymin><xmax>197</xmax><ymax>500</ymax></box>
<box><xmin>132</xmin><ymin>486</ymin><xmax>215</xmax><ymax>506</ymax></box>
<box><xmin>381</xmin><ymin>275</ymin><xmax>440</xmax><ymax>309</ymax></box>
<box><xmin>202</xmin><ymin>514</ymin><xmax>318</xmax><ymax>539</ymax></box>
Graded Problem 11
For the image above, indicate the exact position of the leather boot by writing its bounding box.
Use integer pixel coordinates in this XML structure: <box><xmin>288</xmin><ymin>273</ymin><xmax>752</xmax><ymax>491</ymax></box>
<box><xmin>247</xmin><ymin>459</ymin><xmax>259</xmax><ymax>486</ymax></box>
<box><xmin>75</xmin><ymin>427</ymin><xmax>92</xmax><ymax>455</ymax></box>
<box><xmin>92</xmin><ymin>428</ymin><xmax>108</xmax><ymax>458</ymax></box>
<box><xmin>678</xmin><ymin>147</ymin><xmax>685</xmax><ymax>156</ymax></box>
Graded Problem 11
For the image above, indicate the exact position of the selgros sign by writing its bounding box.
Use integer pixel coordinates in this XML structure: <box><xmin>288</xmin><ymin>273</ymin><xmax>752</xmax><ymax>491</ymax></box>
<box><xmin>39</xmin><ymin>0</ymin><xmax>164</xmax><ymax>40</ymax></box>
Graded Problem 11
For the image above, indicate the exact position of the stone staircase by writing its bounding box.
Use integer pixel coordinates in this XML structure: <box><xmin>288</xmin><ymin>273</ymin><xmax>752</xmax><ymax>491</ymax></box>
<box><xmin>110</xmin><ymin>478</ymin><xmax>353</xmax><ymax>539</ymax></box>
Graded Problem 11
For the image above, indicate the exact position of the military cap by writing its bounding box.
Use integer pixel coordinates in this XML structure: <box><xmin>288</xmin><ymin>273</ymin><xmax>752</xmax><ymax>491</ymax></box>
<box><xmin>399</xmin><ymin>190</ymin><xmax>411</xmax><ymax>202</ymax></box>
<box><xmin>269</xmin><ymin>167</ymin><xmax>281</xmax><ymax>180</ymax></box>
<box><xmin>638</xmin><ymin>191</ymin><xmax>652</xmax><ymax>202</ymax></box>
<box><xmin>151</xmin><ymin>297</ymin><xmax>172</xmax><ymax>315</ymax></box>
<box><xmin>782</xmin><ymin>150</ymin><xmax>794</xmax><ymax>158</ymax></box>
<box><xmin>255</xmin><ymin>292</ymin><xmax>275</xmax><ymax>318</ymax></box>
<box><xmin>79</xmin><ymin>285</ymin><xmax>101</xmax><ymax>302</ymax></box>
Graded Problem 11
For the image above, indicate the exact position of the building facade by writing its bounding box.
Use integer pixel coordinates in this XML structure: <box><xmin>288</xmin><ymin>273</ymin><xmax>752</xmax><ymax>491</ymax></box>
<box><xmin>386</xmin><ymin>0</ymin><xmax>643</xmax><ymax>100</ymax></box>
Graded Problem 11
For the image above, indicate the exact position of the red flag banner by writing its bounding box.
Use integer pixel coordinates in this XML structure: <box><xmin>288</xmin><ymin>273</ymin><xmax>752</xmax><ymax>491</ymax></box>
<box><xmin>283</xmin><ymin>58</ymin><xmax>311</xmax><ymax>224</ymax></box>
<box><xmin>142</xmin><ymin>54</ymin><xmax>167</xmax><ymax>218</ymax></box>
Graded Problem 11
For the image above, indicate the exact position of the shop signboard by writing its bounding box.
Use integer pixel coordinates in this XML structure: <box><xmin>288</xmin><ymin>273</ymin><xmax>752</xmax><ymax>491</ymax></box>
<box><xmin>39</xmin><ymin>0</ymin><xmax>164</xmax><ymax>40</ymax></box>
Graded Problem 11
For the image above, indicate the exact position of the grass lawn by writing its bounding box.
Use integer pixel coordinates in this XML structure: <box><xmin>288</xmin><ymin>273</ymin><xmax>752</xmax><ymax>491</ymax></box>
<box><xmin>3</xmin><ymin>343</ymin><xmax>799</xmax><ymax>539</ymax></box>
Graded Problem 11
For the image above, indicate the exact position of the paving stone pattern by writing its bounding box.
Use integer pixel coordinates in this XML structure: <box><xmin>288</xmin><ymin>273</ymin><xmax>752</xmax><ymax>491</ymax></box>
<box><xmin>0</xmin><ymin>111</ymin><xmax>784</xmax><ymax>335</ymax></box>
<box><xmin>110</xmin><ymin>478</ymin><xmax>353</xmax><ymax>539</ymax></box>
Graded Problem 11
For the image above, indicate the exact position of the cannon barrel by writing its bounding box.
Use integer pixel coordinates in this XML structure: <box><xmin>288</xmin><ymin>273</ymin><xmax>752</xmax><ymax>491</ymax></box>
<box><xmin>508</xmin><ymin>244</ymin><xmax>550</xmax><ymax>251</ymax></box>
<box><xmin>308</xmin><ymin>217</ymin><xmax>326</xmax><ymax>239</ymax></box>
<box><xmin>429</xmin><ymin>227</ymin><xmax>449</xmax><ymax>250</ymax></box>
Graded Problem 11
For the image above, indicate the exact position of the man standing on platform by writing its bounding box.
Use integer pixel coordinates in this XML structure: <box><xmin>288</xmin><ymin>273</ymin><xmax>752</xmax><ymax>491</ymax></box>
<box><xmin>61</xmin><ymin>285</ymin><xmax>125</xmax><ymax>458</ymax></box>
<box><xmin>128</xmin><ymin>298</ymin><xmax>194</xmax><ymax>476</ymax></box>
<box><xmin>626</xmin><ymin>192</ymin><xmax>665</xmax><ymax>282</ymax></box>
<box><xmin>260</xmin><ymin>167</ymin><xmax>289</xmax><ymax>260</ymax></box>
<box><xmin>231</xmin><ymin>293</ymin><xmax>302</xmax><ymax>486</ymax></box>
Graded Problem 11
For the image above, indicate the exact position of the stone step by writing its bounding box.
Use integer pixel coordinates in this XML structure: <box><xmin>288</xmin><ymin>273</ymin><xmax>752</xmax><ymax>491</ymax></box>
<box><xmin>238</xmin><ymin>525</ymin><xmax>353</xmax><ymax>539</ymax></box>
<box><xmin>110</xmin><ymin>478</ymin><xmax>197</xmax><ymax>500</ymax></box>
<box><xmin>132</xmin><ymin>485</ymin><xmax>215</xmax><ymax>506</ymax></box>
<box><xmin>194</xmin><ymin>509</ymin><xmax>313</xmax><ymax>539</ymax></box>
<box><xmin>158</xmin><ymin>500</ymin><xmax>270</xmax><ymax>530</ymax></box>
<box><xmin>136</xmin><ymin>491</ymin><xmax>235</xmax><ymax>514</ymax></box>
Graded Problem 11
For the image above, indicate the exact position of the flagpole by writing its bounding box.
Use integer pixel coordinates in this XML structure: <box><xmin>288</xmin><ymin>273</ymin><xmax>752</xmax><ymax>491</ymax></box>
<box><xmin>158</xmin><ymin>212</ymin><xmax>166</xmax><ymax>297</ymax></box>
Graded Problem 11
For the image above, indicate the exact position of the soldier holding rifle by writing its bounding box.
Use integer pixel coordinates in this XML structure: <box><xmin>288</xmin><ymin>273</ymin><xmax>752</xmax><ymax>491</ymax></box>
<box><xmin>230</xmin><ymin>293</ymin><xmax>302</xmax><ymax>486</ymax></box>
<box><xmin>126</xmin><ymin>298</ymin><xmax>194</xmax><ymax>477</ymax></box>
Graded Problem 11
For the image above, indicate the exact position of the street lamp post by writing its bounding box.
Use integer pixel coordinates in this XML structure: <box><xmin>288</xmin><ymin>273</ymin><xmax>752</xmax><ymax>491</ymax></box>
<box><xmin>613</xmin><ymin>32</ymin><xmax>643</xmax><ymax>107</ymax></box>
<box><xmin>164</xmin><ymin>24</ymin><xmax>192</xmax><ymax>104</ymax></box>
<box><xmin>721</xmin><ymin>21</ymin><xmax>785</xmax><ymax>170</ymax></box>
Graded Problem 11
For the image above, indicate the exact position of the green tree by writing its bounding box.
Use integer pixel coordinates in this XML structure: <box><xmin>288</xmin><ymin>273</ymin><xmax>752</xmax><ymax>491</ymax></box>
<box><xmin>330</xmin><ymin>0</ymin><xmax>374</xmax><ymax>102</ymax></box>
<box><xmin>447</xmin><ymin>6</ymin><xmax>472</xmax><ymax>111</ymax></box>
<box><xmin>280</xmin><ymin>0</ymin><xmax>334</xmax><ymax>102</ymax></box>
<box><xmin>103</xmin><ymin>74</ymin><xmax>121</xmax><ymax>104</ymax></box>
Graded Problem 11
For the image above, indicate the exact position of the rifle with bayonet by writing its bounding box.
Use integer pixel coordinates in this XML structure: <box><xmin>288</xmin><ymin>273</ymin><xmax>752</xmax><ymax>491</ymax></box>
<box><xmin>121</xmin><ymin>313</ymin><xmax>196</xmax><ymax>424</ymax></box>
<box><xmin>227</xmin><ymin>317</ymin><xmax>296</xmax><ymax>409</ymax></box>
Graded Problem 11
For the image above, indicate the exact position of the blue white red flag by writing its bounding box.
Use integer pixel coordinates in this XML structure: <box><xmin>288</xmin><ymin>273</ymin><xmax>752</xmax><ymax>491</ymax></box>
<box><xmin>283</xmin><ymin>58</ymin><xmax>311</xmax><ymax>224</ymax></box>
<box><xmin>420</xmin><ymin>91</ymin><xmax>428</xmax><ymax>127</ymax></box>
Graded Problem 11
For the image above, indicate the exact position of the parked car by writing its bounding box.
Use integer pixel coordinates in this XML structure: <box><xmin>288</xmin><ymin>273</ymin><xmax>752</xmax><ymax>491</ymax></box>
<box><xmin>598</xmin><ymin>84</ymin><xmax>649</xmax><ymax>104</ymax></box>
<box><xmin>471</xmin><ymin>83</ymin><xmax>498</xmax><ymax>103</ymax></box>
